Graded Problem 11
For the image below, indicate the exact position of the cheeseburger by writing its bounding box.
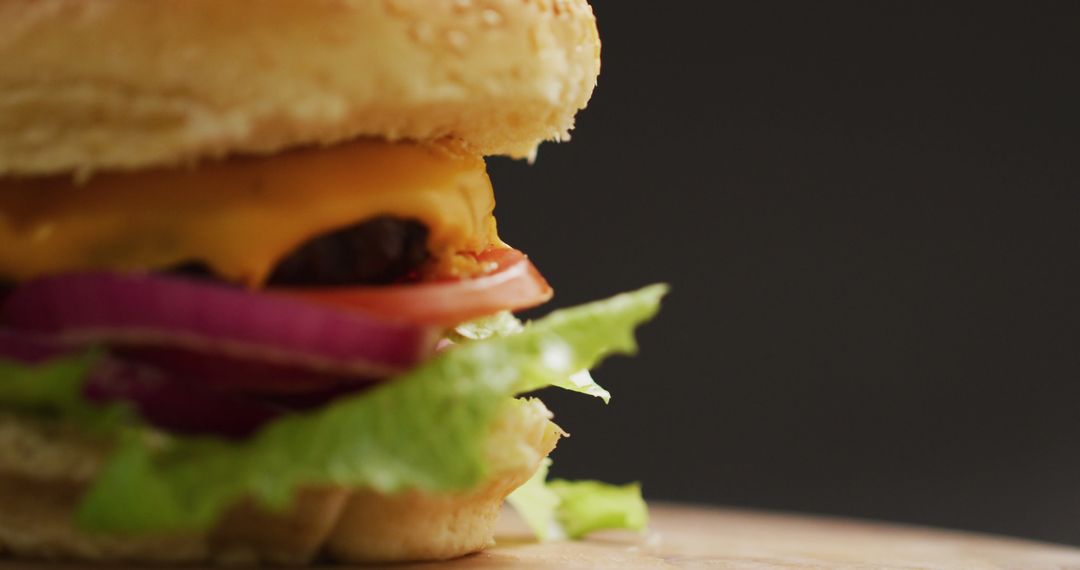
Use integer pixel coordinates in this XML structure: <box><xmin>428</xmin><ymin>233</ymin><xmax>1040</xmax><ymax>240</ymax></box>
<box><xmin>0</xmin><ymin>0</ymin><xmax>663</xmax><ymax>564</ymax></box>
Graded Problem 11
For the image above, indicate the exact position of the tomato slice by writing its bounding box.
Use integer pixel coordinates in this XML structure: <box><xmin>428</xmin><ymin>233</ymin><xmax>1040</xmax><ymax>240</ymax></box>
<box><xmin>277</xmin><ymin>248</ymin><xmax>553</xmax><ymax>326</ymax></box>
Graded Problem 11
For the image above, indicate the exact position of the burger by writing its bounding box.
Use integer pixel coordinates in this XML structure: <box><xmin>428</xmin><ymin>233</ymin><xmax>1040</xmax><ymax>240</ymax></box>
<box><xmin>0</xmin><ymin>0</ymin><xmax>663</xmax><ymax>564</ymax></box>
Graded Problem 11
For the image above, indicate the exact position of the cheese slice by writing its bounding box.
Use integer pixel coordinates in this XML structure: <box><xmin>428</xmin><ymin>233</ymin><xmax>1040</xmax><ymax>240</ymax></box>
<box><xmin>0</xmin><ymin>140</ymin><xmax>501</xmax><ymax>286</ymax></box>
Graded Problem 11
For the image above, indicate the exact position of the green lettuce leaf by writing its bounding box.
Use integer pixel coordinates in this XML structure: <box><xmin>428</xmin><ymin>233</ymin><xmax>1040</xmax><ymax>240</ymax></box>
<box><xmin>72</xmin><ymin>284</ymin><xmax>667</xmax><ymax>533</ymax></box>
<box><xmin>450</xmin><ymin>310</ymin><xmax>525</xmax><ymax>341</ymax></box>
<box><xmin>548</xmin><ymin>369</ymin><xmax>610</xmax><ymax>403</ymax></box>
<box><xmin>507</xmin><ymin>458</ymin><xmax>649</xmax><ymax>540</ymax></box>
<box><xmin>0</xmin><ymin>350</ymin><xmax>131</xmax><ymax>430</ymax></box>
<box><xmin>548</xmin><ymin>479</ymin><xmax>649</xmax><ymax>539</ymax></box>
<box><xmin>452</xmin><ymin>310</ymin><xmax>613</xmax><ymax>403</ymax></box>
<box><xmin>506</xmin><ymin>458</ymin><xmax>564</xmax><ymax>540</ymax></box>
<box><xmin>0</xmin><ymin>350</ymin><xmax>98</xmax><ymax>415</ymax></box>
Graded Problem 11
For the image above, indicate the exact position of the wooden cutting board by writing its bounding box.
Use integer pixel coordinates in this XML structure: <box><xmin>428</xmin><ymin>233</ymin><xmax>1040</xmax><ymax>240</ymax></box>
<box><xmin>398</xmin><ymin>503</ymin><xmax>1080</xmax><ymax>569</ymax></box>
<box><xmin>4</xmin><ymin>504</ymin><xmax>1080</xmax><ymax>568</ymax></box>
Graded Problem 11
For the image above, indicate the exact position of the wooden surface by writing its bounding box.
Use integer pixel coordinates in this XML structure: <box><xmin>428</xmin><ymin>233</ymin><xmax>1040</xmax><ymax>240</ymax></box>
<box><xmin>4</xmin><ymin>504</ymin><xmax>1080</xmax><ymax>568</ymax></box>
<box><xmin>400</xmin><ymin>503</ymin><xmax>1080</xmax><ymax>569</ymax></box>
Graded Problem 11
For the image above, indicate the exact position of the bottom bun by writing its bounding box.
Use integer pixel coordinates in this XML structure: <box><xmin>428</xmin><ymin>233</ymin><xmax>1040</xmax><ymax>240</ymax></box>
<box><xmin>0</xmin><ymin>399</ymin><xmax>561</xmax><ymax>565</ymax></box>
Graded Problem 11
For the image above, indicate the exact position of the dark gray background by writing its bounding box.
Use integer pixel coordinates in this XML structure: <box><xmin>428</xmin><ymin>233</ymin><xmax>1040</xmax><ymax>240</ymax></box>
<box><xmin>490</xmin><ymin>1</ymin><xmax>1080</xmax><ymax>547</ymax></box>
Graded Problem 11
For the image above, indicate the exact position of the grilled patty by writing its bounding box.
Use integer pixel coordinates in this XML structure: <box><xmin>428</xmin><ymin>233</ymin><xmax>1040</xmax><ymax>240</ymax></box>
<box><xmin>171</xmin><ymin>216</ymin><xmax>430</xmax><ymax>286</ymax></box>
<box><xmin>0</xmin><ymin>217</ymin><xmax>431</xmax><ymax>288</ymax></box>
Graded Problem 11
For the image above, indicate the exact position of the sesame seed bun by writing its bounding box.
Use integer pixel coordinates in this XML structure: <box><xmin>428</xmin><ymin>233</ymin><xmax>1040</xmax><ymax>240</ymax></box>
<box><xmin>0</xmin><ymin>0</ymin><xmax>600</xmax><ymax>176</ymax></box>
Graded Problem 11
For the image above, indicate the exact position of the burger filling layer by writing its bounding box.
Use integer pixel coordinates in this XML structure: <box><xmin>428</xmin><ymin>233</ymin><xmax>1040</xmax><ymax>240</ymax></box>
<box><xmin>0</xmin><ymin>140</ymin><xmax>500</xmax><ymax>286</ymax></box>
<box><xmin>173</xmin><ymin>216</ymin><xmax>431</xmax><ymax>286</ymax></box>
<box><xmin>0</xmin><ymin>139</ymin><xmax>660</xmax><ymax>546</ymax></box>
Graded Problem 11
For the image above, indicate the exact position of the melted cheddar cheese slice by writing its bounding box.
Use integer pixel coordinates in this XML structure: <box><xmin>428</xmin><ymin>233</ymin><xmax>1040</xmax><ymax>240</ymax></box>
<box><xmin>0</xmin><ymin>140</ymin><xmax>501</xmax><ymax>286</ymax></box>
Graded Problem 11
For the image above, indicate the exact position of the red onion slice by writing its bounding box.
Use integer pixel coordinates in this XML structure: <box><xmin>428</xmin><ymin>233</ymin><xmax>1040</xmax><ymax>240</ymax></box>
<box><xmin>0</xmin><ymin>328</ymin><xmax>59</xmax><ymax>363</ymax></box>
<box><xmin>109</xmin><ymin>346</ymin><xmax>377</xmax><ymax>395</ymax></box>
<box><xmin>0</xmin><ymin>331</ymin><xmax>280</xmax><ymax>438</ymax></box>
<box><xmin>1</xmin><ymin>273</ymin><xmax>439</xmax><ymax>382</ymax></box>
<box><xmin>83</xmin><ymin>359</ymin><xmax>282</xmax><ymax>439</ymax></box>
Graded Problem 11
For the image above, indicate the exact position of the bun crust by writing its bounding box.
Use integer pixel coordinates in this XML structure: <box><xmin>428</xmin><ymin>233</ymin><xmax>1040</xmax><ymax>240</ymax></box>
<box><xmin>0</xmin><ymin>0</ymin><xmax>600</xmax><ymax>176</ymax></box>
<box><xmin>0</xmin><ymin>400</ymin><xmax>561</xmax><ymax>564</ymax></box>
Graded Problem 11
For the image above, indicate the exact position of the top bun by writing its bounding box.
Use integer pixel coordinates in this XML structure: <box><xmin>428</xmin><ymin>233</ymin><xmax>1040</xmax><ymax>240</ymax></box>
<box><xmin>0</xmin><ymin>0</ymin><xmax>600</xmax><ymax>176</ymax></box>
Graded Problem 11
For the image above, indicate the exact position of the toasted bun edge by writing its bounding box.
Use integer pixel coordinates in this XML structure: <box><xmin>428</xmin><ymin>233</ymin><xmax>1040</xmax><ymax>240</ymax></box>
<box><xmin>0</xmin><ymin>0</ymin><xmax>601</xmax><ymax>176</ymax></box>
